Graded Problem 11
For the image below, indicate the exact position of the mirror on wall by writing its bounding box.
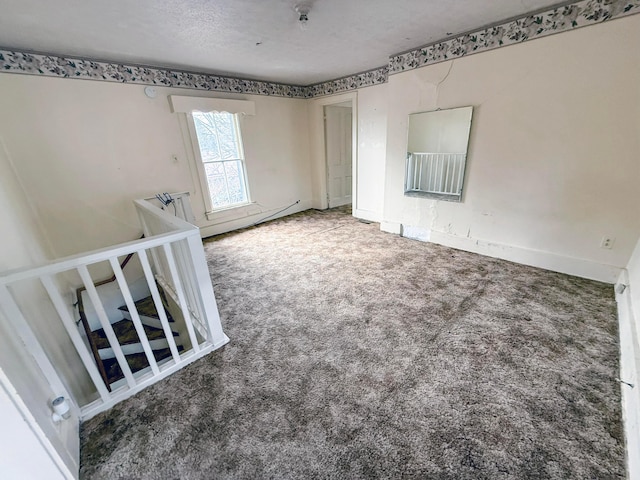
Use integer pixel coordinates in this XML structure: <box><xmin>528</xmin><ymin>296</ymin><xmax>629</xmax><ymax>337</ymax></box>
<box><xmin>405</xmin><ymin>106</ymin><xmax>473</xmax><ymax>202</ymax></box>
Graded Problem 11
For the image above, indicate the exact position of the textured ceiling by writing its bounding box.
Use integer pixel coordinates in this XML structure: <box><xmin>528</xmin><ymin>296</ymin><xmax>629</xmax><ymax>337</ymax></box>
<box><xmin>0</xmin><ymin>0</ymin><xmax>572</xmax><ymax>85</ymax></box>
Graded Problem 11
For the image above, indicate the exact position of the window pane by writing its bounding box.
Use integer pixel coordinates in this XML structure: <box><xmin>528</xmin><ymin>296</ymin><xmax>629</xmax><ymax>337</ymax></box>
<box><xmin>204</xmin><ymin>162</ymin><xmax>230</xmax><ymax>208</ymax></box>
<box><xmin>214</xmin><ymin>114</ymin><xmax>241</xmax><ymax>160</ymax></box>
<box><xmin>193</xmin><ymin>112</ymin><xmax>222</xmax><ymax>162</ymax></box>
<box><xmin>224</xmin><ymin>161</ymin><xmax>247</xmax><ymax>205</ymax></box>
<box><xmin>193</xmin><ymin>111</ymin><xmax>241</xmax><ymax>163</ymax></box>
<box><xmin>203</xmin><ymin>160</ymin><xmax>248</xmax><ymax>209</ymax></box>
<box><xmin>193</xmin><ymin>111</ymin><xmax>249</xmax><ymax>210</ymax></box>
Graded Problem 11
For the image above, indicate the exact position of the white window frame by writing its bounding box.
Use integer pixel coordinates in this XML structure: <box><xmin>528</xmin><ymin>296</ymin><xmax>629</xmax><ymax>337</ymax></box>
<box><xmin>186</xmin><ymin>112</ymin><xmax>251</xmax><ymax>213</ymax></box>
<box><xmin>169</xmin><ymin>95</ymin><xmax>256</xmax><ymax>217</ymax></box>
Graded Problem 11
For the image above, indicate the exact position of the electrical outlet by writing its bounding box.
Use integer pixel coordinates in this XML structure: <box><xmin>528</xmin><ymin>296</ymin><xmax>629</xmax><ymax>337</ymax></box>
<box><xmin>600</xmin><ymin>236</ymin><xmax>615</xmax><ymax>249</ymax></box>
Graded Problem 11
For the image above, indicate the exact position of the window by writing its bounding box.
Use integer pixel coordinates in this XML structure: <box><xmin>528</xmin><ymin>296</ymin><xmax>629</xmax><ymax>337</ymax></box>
<box><xmin>191</xmin><ymin>111</ymin><xmax>249</xmax><ymax>210</ymax></box>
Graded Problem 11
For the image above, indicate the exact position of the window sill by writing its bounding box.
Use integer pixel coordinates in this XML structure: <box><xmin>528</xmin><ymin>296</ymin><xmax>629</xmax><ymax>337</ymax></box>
<box><xmin>205</xmin><ymin>202</ymin><xmax>261</xmax><ymax>223</ymax></box>
<box><xmin>404</xmin><ymin>190</ymin><xmax>462</xmax><ymax>202</ymax></box>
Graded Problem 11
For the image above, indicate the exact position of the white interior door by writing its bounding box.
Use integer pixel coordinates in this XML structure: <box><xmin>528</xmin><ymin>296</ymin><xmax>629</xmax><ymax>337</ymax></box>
<box><xmin>324</xmin><ymin>105</ymin><xmax>353</xmax><ymax>208</ymax></box>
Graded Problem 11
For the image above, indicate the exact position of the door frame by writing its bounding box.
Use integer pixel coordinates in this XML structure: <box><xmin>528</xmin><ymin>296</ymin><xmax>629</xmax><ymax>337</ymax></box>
<box><xmin>324</xmin><ymin>102</ymin><xmax>353</xmax><ymax>208</ymax></box>
<box><xmin>308</xmin><ymin>92</ymin><xmax>358</xmax><ymax>212</ymax></box>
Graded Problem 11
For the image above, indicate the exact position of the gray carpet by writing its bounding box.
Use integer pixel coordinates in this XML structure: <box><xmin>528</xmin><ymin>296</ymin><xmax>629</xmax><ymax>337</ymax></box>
<box><xmin>80</xmin><ymin>207</ymin><xmax>624</xmax><ymax>479</ymax></box>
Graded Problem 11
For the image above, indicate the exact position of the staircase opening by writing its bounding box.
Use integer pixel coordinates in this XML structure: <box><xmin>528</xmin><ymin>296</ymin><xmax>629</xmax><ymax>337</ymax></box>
<box><xmin>77</xmin><ymin>274</ymin><xmax>185</xmax><ymax>390</ymax></box>
<box><xmin>0</xmin><ymin>196</ymin><xmax>229</xmax><ymax>422</ymax></box>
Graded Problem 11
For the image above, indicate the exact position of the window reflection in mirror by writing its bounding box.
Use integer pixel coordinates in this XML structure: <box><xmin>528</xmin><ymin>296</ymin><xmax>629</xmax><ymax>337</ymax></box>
<box><xmin>405</xmin><ymin>106</ymin><xmax>473</xmax><ymax>202</ymax></box>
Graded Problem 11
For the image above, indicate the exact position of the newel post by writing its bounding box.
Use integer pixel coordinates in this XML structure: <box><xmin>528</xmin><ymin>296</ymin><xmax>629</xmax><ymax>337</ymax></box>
<box><xmin>185</xmin><ymin>233</ymin><xmax>229</xmax><ymax>347</ymax></box>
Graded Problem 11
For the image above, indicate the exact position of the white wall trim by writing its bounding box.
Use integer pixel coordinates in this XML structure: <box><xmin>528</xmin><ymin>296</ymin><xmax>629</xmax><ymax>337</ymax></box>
<box><xmin>380</xmin><ymin>221</ymin><xmax>402</xmax><ymax>235</ymax></box>
<box><xmin>399</xmin><ymin>225</ymin><xmax>622</xmax><ymax>283</ymax></box>
<box><xmin>353</xmin><ymin>209</ymin><xmax>381</xmax><ymax>223</ymax></box>
<box><xmin>616</xmin><ymin>269</ymin><xmax>640</xmax><ymax>480</ymax></box>
<box><xmin>204</xmin><ymin>202</ymin><xmax>262</xmax><ymax>223</ymax></box>
<box><xmin>199</xmin><ymin>200</ymin><xmax>312</xmax><ymax>238</ymax></box>
<box><xmin>168</xmin><ymin>95</ymin><xmax>256</xmax><ymax>115</ymax></box>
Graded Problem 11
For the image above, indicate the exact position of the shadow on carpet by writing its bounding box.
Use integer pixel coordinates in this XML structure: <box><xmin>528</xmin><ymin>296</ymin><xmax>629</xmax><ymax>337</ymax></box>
<box><xmin>80</xmin><ymin>207</ymin><xmax>624</xmax><ymax>479</ymax></box>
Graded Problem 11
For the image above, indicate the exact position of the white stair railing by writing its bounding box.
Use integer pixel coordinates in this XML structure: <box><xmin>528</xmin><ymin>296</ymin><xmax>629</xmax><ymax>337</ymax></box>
<box><xmin>405</xmin><ymin>152</ymin><xmax>467</xmax><ymax>199</ymax></box>
<box><xmin>0</xmin><ymin>199</ymin><xmax>229</xmax><ymax>420</ymax></box>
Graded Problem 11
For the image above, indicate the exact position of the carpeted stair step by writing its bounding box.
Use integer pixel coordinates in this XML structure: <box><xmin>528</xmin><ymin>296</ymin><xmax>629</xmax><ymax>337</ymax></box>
<box><xmin>101</xmin><ymin>346</ymin><xmax>184</xmax><ymax>385</ymax></box>
<box><xmin>97</xmin><ymin>337</ymin><xmax>182</xmax><ymax>360</ymax></box>
<box><xmin>118</xmin><ymin>295</ymin><xmax>178</xmax><ymax>332</ymax></box>
<box><xmin>90</xmin><ymin>318</ymin><xmax>180</xmax><ymax>351</ymax></box>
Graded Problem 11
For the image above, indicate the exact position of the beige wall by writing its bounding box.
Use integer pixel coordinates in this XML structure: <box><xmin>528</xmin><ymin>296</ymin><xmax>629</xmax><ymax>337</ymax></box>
<box><xmin>0</xmin><ymin>141</ymin><xmax>79</xmax><ymax>476</ymax></box>
<box><xmin>356</xmin><ymin>84</ymin><xmax>387</xmax><ymax>222</ymax></box>
<box><xmin>373</xmin><ymin>15</ymin><xmax>640</xmax><ymax>282</ymax></box>
<box><xmin>0</xmin><ymin>75</ymin><xmax>312</xmax><ymax>257</ymax></box>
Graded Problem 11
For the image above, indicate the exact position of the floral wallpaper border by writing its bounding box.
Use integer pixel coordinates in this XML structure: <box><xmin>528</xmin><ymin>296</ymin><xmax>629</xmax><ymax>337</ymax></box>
<box><xmin>0</xmin><ymin>50</ymin><xmax>310</xmax><ymax>98</ymax></box>
<box><xmin>308</xmin><ymin>67</ymin><xmax>389</xmax><ymax>98</ymax></box>
<box><xmin>389</xmin><ymin>0</ymin><xmax>640</xmax><ymax>75</ymax></box>
<box><xmin>1</xmin><ymin>0</ymin><xmax>639</xmax><ymax>98</ymax></box>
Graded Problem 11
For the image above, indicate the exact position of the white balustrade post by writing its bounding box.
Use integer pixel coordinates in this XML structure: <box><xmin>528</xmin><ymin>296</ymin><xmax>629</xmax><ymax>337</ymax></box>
<box><xmin>186</xmin><ymin>233</ymin><xmax>229</xmax><ymax>347</ymax></box>
<box><xmin>136</xmin><ymin>203</ymin><xmax>165</xmax><ymax>282</ymax></box>
<box><xmin>137</xmin><ymin>250</ymin><xmax>181</xmax><ymax>363</ymax></box>
<box><xmin>162</xmin><ymin>243</ymin><xmax>201</xmax><ymax>353</ymax></box>
<box><xmin>108</xmin><ymin>257</ymin><xmax>160</xmax><ymax>376</ymax></box>
<box><xmin>40</xmin><ymin>276</ymin><xmax>111</xmax><ymax>402</ymax></box>
<box><xmin>77</xmin><ymin>265</ymin><xmax>137</xmax><ymax>389</ymax></box>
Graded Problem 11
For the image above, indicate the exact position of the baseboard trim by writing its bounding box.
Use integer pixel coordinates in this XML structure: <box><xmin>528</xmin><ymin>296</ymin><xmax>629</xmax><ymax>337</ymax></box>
<box><xmin>353</xmin><ymin>209</ymin><xmax>381</xmax><ymax>223</ymax></box>
<box><xmin>616</xmin><ymin>269</ymin><xmax>640</xmax><ymax>480</ymax></box>
<box><xmin>396</xmin><ymin>225</ymin><xmax>621</xmax><ymax>283</ymax></box>
<box><xmin>199</xmin><ymin>200</ymin><xmax>313</xmax><ymax>238</ymax></box>
<box><xmin>380</xmin><ymin>221</ymin><xmax>402</xmax><ymax>235</ymax></box>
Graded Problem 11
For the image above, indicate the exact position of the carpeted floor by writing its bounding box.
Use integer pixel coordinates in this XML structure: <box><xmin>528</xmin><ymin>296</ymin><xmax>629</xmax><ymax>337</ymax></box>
<box><xmin>80</xmin><ymin>207</ymin><xmax>624</xmax><ymax>479</ymax></box>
